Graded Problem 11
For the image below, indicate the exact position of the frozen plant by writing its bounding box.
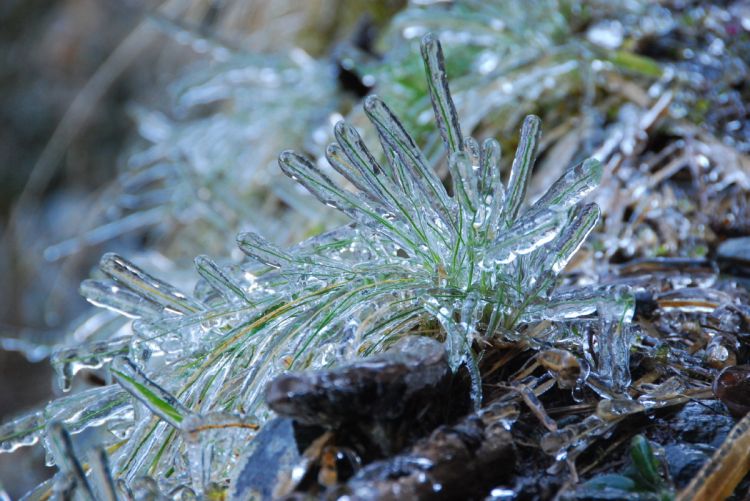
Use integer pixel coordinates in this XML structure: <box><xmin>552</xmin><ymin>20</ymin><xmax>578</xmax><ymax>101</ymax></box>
<box><xmin>0</xmin><ymin>34</ymin><xmax>632</xmax><ymax>496</ymax></box>
<box><xmin>274</xmin><ymin>33</ymin><xmax>626</xmax><ymax>395</ymax></box>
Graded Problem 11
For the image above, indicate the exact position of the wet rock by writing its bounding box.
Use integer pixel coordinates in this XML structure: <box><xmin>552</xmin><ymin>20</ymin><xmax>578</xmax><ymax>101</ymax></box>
<box><xmin>265</xmin><ymin>336</ymin><xmax>451</xmax><ymax>427</ymax></box>
<box><xmin>718</xmin><ymin>238</ymin><xmax>750</xmax><ymax>263</ymax></box>
<box><xmin>717</xmin><ymin>237</ymin><xmax>750</xmax><ymax>279</ymax></box>
<box><xmin>231</xmin><ymin>418</ymin><xmax>321</xmax><ymax>500</ymax></box>
<box><xmin>330</xmin><ymin>401</ymin><xmax>517</xmax><ymax>501</ymax></box>
<box><xmin>665</xmin><ymin>401</ymin><xmax>735</xmax><ymax>448</ymax></box>
<box><xmin>265</xmin><ymin>336</ymin><xmax>463</xmax><ymax>456</ymax></box>
<box><xmin>664</xmin><ymin>443</ymin><xmax>712</xmax><ymax>489</ymax></box>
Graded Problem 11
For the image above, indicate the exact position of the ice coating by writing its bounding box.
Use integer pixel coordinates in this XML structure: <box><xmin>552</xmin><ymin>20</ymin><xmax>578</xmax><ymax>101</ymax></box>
<box><xmin>0</xmin><ymin>32</ymin><xmax>623</xmax><ymax>495</ymax></box>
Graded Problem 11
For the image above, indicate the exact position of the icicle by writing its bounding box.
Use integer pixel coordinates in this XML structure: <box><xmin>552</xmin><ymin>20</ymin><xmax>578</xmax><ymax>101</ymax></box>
<box><xmin>596</xmin><ymin>288</ymin><xmax>636</xmax><ymax>394</ymax></box>
<box><xmin>51</xmin><ymin>336</ymin><xmax>130</xmax><ymax>392</ymax></box>
<box><xmin>0</xmin><ymin>411</ymin><xmax>44</xmax><ymax>453</ymax></box>
<box><xmin>423</xmin><ymin>294</ymin><xmax>482</xmax><ymax>407</ymax></box>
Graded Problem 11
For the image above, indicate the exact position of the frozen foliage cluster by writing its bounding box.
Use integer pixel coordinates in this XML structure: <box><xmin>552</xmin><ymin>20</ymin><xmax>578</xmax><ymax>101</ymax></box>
<box><xmin>274</xmin><ymin>35</ymin><xmax>621</xmax><ymax>396</ymax></box>
<box><xmin>0</xmin><ymin>35</ymin><xmax>633</xmax><ymax>498</ymax></box>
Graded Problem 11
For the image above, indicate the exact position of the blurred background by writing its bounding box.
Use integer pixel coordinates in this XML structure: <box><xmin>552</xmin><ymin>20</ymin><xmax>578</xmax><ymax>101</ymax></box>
<box><xmin>2</xmin><ymin>0</ymin><xmax>154</xmax><ymax>491</ymax></box>
<box><xmin>2</xmin><ymin>0</ymin><xmax>750</xmax><ymax>497</ymax></box>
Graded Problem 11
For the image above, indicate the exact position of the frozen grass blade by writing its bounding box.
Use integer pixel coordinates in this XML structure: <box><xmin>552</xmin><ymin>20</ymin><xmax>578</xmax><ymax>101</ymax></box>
<box><xmin>422</xmin><ymin>33</ymin><xmax>464</xmax><ymax>155</ymax></box>
<box><xmin>485</xmin><ymin>209</ymin><xmax>564</xmax><ymax>265</ymax></box>
<box><xmin>546</xmin><ymin>203</ymin><xmax>601</xmax><ymax>274</ymax></box>
<box><xmin>278</xmin><ymin>150</ymin><xmax>362</xmax><ymax>213</ymax></box>
<box><xmin>47</xmin><ymin>422</ymin><xmax>96</xmax><ymax>501</ymax></box>
<box><xmin>479</xmin><ymin>138</ymin><xmax>502</xmax><ymax>197</ymax></box>
<box><xmin>363</xmin><ymin>95</ymin><xmax>457</xmax><ymax>232</ymax></box>
<box><xmin>100</xmin><ymin>253</ymin><xmax>203</xmax><ymax>315</ymax></box>
<box><xmin>237</xmin><ymin>231</ymin><xmax>292</xmax><ymax>268</ymax></box>
<box><xmin>504</xmin><ymin>115</ymin><xmax>542</xmax><ymax>222</ymax></box>
<box><xmin>111</xmin><ymin>356</ymin><xmax>190</xmax><ymax>428</ymax></box>
<box><xmin>43</xmin><ymin>385</ymin><xmax>132</xmax><ymax>438</ymax></box>
<box><xmin>80</xmin><ymin>279</ymin><xmax>162</xmax><ymax>319</ymax></box>
<box><xmin>326</xmin><ymin>142</ymin><xmax>386</xmax><ymax>206</ymax></box>
<box><xmin>195</xmin><ymin>255</ymin><xmax>251</xmax><ymax>304</ymax></box>
<box><xmin>530</xmin><ymin>158</ymin><xmax>603</xmax><ymax>213</ymax></box>
<box><xmin>89</xmin><ymin>447</ymin><xmax>119</xmax><ymax>501</ymax></box>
